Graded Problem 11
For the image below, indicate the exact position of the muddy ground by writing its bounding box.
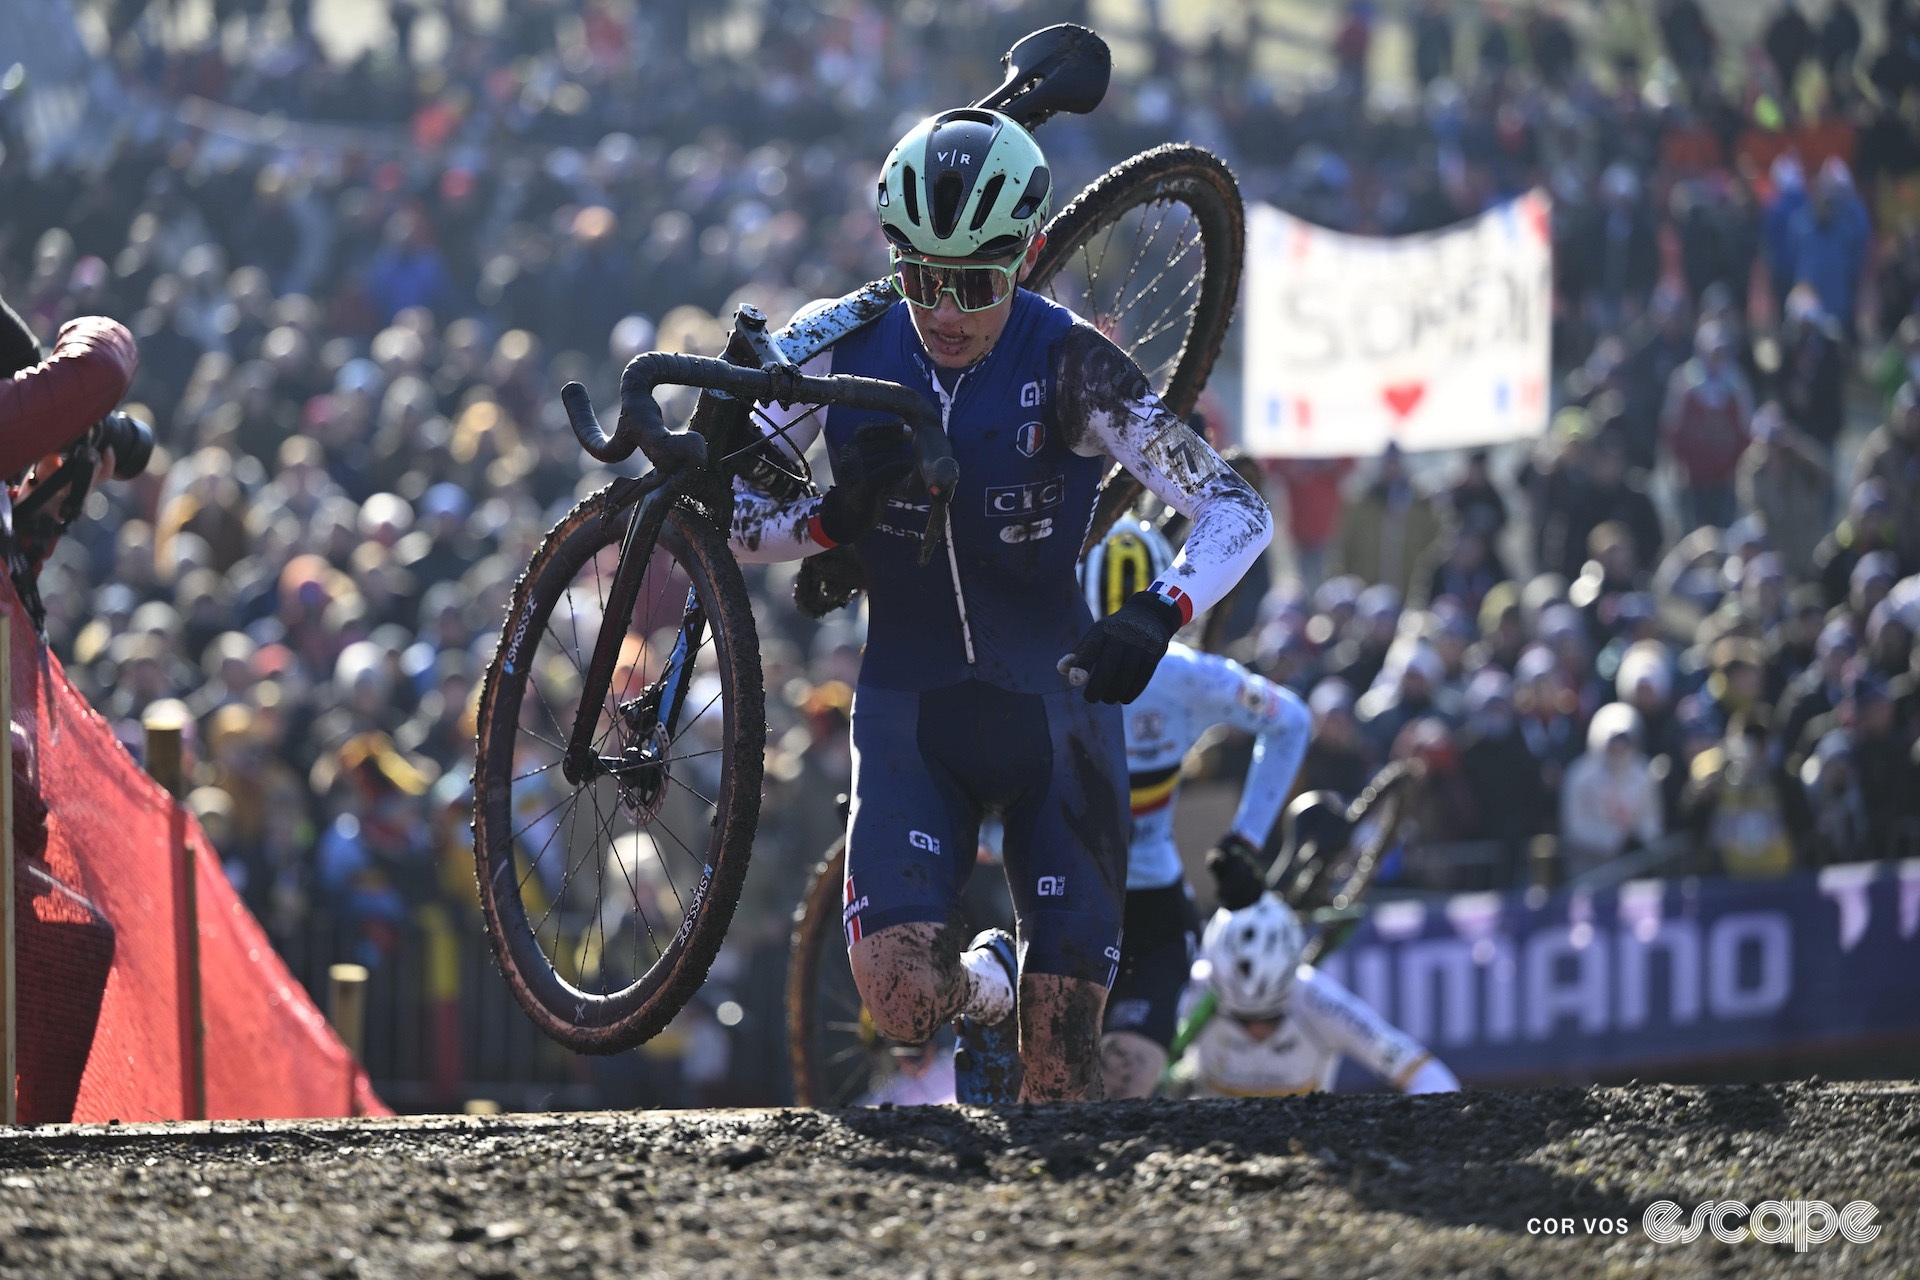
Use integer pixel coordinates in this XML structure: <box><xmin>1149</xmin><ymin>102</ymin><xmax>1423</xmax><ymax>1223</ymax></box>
<box><xmin>0</xmin><ymin>1083</ymin><xmax>1914</xmax><ymax>1278</ymax></box>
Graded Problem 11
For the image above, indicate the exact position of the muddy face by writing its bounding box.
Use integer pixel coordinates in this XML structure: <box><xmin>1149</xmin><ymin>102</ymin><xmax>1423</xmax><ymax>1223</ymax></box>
<box><xmin>903</xmin><ymin>239</ymin><xmax>1043</xmax><ymax>369</ymax></box>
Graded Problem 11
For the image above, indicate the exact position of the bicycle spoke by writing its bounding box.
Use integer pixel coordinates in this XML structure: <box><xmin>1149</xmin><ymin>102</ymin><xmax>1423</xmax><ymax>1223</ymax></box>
<box><xmin>664</xmin><ymin>770</ymin><xmax>717</xmax><ymax>811</ymax></box>
<box><xmin>511</xmin><ymin>758</ymin><xmax>561</xmax><ymax>784</ymax></box>
<box><xmin>511</xmin><ymin>786</ymin><xmax>579</xmax><ymax>844</ymax></box>
<box><xmin>514</xmin><ymin>788</ymin><xmax>577</xmax><ymax>899</ymax></box>
<box><xmin>643</xmin><ymin>811</ymin><xmax>701</xmax><ymax>918</ymax></box>
<box><xmin>529</xmin><ymin>787</ymin><xmax>588</xmax><ymax>939</ymax></box>
<box><xmin>1106</xmin><ymin>199</ymin><xmax>1171</xmax><ymax>323</ymax></box>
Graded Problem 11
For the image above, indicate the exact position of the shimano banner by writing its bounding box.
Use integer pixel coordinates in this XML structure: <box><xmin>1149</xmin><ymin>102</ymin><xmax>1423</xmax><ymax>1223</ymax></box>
<box><xmin>1241</xmin><ymin>190</ymin><xmax>1553</xmax><ymax>458</ymax></box>
<box><xmin>1319</xmin><ymin>862</ymin><xmax>1920</xmax><ymax>1085</ymax></box>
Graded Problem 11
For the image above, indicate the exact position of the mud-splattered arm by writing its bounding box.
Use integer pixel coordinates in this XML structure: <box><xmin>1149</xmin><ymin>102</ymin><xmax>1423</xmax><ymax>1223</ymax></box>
<box><xmin>1053</xmin><ymin>324</ymin><xmax>1272</xmax><ymax>624</ymax></box>
<box><xmin>728</xmin><ymin>351</ymin><xmax>836</xmax><ymax>564</ymax></box>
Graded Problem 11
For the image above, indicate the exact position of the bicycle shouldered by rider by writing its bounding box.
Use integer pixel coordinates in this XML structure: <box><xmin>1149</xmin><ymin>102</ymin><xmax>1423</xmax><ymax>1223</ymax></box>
<box><xmin>730</xmin><ymin>107</ymin><xmax>1271</xmax><ymax>1101</ymax></box>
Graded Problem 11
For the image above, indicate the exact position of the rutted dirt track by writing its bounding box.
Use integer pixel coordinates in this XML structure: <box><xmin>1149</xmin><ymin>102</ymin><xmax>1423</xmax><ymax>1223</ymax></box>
<box><xmin>0</xmin><ymin>1084</ymin><xmax>1914</xmax><ymax>1278</ymax></box>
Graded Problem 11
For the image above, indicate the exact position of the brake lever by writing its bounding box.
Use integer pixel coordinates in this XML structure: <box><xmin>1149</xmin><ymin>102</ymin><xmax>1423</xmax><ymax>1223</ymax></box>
<box><xmin>917</xmin><ymin>491</ymin><xmax>947</xmax><ymax>569</ymax></box>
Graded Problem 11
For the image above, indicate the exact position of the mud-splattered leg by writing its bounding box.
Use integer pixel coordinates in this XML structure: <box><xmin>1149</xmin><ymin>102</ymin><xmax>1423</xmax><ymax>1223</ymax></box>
<box><xmin>1019</xmin><ymin>973</ymin><xmax>1107</xmax><ymax>1101</ymax></box>
<box><xmin>849</xmin><ymin>917</ymin><xmax>972</xmax><ymax>1046</ymax></box>
<box><xmin>1101</xmin><ymin>1030</ymin><xmax>1168</xmax><ymax>1100</ymax></box>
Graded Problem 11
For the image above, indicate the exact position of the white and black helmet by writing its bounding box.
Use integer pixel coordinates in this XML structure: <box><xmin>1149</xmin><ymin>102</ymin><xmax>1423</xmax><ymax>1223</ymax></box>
<box><xmin>877</xmin><ymin>108</ymin><xmax>1052</xmax><ymax>260</ymax></box>
<box><xmin>1201</xmin><ymin>893</ymin><xmax>1307</xmax><ymax>1019</ymax></box>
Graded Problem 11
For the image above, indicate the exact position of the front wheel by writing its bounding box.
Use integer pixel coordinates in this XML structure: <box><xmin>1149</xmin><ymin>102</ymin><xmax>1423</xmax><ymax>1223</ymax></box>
<box><xmin>473</xmin><ymin>487</ymin><xmax>764</xmax><ymax>1054</ymax></box>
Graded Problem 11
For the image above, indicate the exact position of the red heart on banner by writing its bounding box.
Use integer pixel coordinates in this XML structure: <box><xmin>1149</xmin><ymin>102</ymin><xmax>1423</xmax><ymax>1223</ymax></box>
<box><xmin>1382</xmin><ymin>382</ymin><xmax>1426</xmax><ymax>421</ymax></box>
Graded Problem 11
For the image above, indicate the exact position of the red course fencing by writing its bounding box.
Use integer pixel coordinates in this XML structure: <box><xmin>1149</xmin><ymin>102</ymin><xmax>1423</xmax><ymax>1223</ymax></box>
<box><xmin>6</xmin><ymin>583</ymin><xmax>387</xmax><ymax>1123</ymax></box>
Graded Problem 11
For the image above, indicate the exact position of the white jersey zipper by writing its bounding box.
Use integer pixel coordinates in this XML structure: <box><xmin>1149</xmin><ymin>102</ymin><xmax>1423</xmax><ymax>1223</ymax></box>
<box><xmin>926</xmin><ymin>370</ymin><xmax>977</xmax><ymax>667</ymax></box>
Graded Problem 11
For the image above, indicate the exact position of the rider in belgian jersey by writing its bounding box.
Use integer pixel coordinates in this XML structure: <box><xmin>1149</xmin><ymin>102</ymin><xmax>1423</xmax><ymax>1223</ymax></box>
<box><xmin>1078</xmin><ymin>518</ymin><xmax>1312</xmax><ymax>1099</ymax></box>
<box><xmin>730</xmin><ymin>107</ymin><xmax>1271</xmax><ymax>1101</ymax></box>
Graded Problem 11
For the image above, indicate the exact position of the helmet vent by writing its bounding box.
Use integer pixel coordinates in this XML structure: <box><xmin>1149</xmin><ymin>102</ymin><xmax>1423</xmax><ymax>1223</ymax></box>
<box><xmin>1010</xmin><ymin>166</ymin><xmax>1051</xmax><ymax>220</ymax></box>
<box><xmin>969</xmin><ymin>174</ymin><xmax>1007</xmax><ymax>233</ymax></box>
<box><xmin>931</xmin><ymin>170</ymin><xmax>965</xmax><ymax>239</ymax></box>
<box><xmin>877</xmin><ymin>179</ymin><xmax>889</xmax><ymax>209</ymax></box>
<box><xmin>902</xmin><ymin>167</ymin><xmax>920</xmax><ymax>225</ymax></box>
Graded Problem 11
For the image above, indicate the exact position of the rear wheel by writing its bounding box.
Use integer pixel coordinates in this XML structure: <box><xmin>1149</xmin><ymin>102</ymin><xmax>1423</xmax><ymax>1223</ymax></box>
<box><xmin>473</xmin><ymin>488</ymin><xmax>764</xmax><ymax>1054</ymax></box>
<box><xmin>787</xmin><ymin>837</ymin><xmax>1015</xmax><ymax>1107</ymax></box>
<box><xmin>1024</xmin><ymin>144</ymin><xmax>1244</xmax><ymax>555</ymax></box>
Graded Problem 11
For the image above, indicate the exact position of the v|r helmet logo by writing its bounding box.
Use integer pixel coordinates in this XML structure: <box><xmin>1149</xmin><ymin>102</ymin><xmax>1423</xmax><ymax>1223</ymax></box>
<box><xmin>1015</xmin><ymin>421</ymin><xmax>1044</xmax><ymax>456</ymax></box>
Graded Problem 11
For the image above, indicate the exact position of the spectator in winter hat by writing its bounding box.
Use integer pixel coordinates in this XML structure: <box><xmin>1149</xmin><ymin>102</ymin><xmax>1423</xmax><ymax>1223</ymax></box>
<box><xmin>1325</xmin><ymin>583</ymin><xmax>1401</xmax><ymax>692</ymax></box>
<box><xmin>1660</xmin><ymin>318</ymin><xmax>1754</xmax><ymax>532</ymax></box>
<box><xmin>1358</xmin><ymin>634</ymin><xmax>1454</xmax><ymax>750</ymax></box>
<box><xmin>1788</xmin><ymin>157</ymin><xmax>1870</xmax><ymax>338</ymax></box>
<box><xmin>1794</xmin><ymin>669</ymin><xmax>1920</xmax><ymax>859</ymax></box>
<box><xmin>1682</xmin><ymin>704</ymin><xmax>1795</xmax><ymax>878</ymax></box>
<box><xmin>1796</xmin><ymin>728</ymin><xmax>1867</xmax><ymax>866</ymax></box>
<box><xmin>1736</xmin><ymin>400</ymin><xmax>1833</xmax><ymax>579</ymax></box>
<box><xmin>1851</xmin><ymin>550</ymin><xmax>1900</xmax><ymax>623</ymax></box>
<box><xmin>1778</xmin><ymin>618</ymin><xmax>1857</xmax><ymax>755</ymax></box>
<box><xmin>1559</xmin><ymin>701</ymin><xmax>1663</xmax><ymax>878</ymax></box>
<box><xmin>1309</xmin><ymin>574</ymin><xmax>1364</xmax><ymax>644</ymax></box>
<box><xmin>1471</xmin><ymin>580</ymin><xmax>1528</xmax><ymax>672</ymax></box>
<box><xmin>1300</xmin><ymin>678</ymin><xmax>1373</xmax><ymax>799</ymax></box>
<box><xmin>1764</xmin><ymin>582</ymin><xmax>1828</xmax><ymax>702</ymax></box>
<box><xmin>1514</xmin><ymin>643</ymin><xmax>1581</xmax><ymax>806</ymax></box>
<box><xmin>1865</xmin><ymin>599</ymin><xmax>1916</xmax><ymax>680</ymax></box>
<box><xmin>1853</xmin><ymin>378</ymin><xmax>1920</xmax><ymax>563</ymax></box>
<box><xmin>1336</xmin><ymin>442</ymin><xmax>1443</xmax><ymax>599</ymax></box>
<box><xmin>1815</xmin><ymin>480</ymin><xmax>1900</xmax><ymax>610</ymax></box>
<box><xmin>1458</xmin><ymin>666</ymin><xmax>1548</xmax><ymax>868</ymax></box>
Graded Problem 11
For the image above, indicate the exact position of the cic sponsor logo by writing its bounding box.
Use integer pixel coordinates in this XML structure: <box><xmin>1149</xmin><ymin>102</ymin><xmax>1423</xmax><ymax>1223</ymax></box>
<box><xmin>1642</xmin><ymin>1200</ymin><xmax>1880</xmax><ymax>1251</ymax></box>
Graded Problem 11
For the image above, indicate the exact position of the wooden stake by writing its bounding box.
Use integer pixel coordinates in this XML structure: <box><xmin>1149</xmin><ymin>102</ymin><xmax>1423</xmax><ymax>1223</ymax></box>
<box><xmin>328</xmin><ymin>963</ymin><xmax>368</xmax><ymax>1064</ymax></box>
<box><xmin>143</xmin><ymin>710</ymin><xmax>203</xmax><ymax>1120</ymax></box>
<box><xmin>183</xmin><ymin>841</ymin><xmax>204</xmax><ymax>1122</ymax></box>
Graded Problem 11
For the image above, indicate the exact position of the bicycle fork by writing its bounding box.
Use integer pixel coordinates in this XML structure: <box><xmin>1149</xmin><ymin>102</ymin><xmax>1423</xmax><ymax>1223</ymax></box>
<box><xmin>560</xmin><ymin>481</ymin><xmax>708</xmax><ymax>812</ymax></box>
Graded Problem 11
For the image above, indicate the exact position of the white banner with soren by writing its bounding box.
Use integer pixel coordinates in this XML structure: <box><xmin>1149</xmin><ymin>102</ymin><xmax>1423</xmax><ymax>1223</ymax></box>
<box><xmin>1241</xmin><ymin>190</ymin><xmax>1554</xmax><ymax>458</ymax></box>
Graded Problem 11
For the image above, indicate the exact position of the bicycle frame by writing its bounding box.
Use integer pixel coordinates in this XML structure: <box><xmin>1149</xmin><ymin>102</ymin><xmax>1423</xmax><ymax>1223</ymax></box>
<box><xmin>553</xmin><ymin>304</ymin><xmax>962</xmax><ymax>798</ymax></box>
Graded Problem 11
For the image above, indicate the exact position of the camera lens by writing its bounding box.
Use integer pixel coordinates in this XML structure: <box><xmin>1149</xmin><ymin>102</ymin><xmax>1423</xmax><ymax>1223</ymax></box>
<box><xmin>96</xmin><ymin>412</ymin><xmax>155</xmax><ymax>480</ymax></box>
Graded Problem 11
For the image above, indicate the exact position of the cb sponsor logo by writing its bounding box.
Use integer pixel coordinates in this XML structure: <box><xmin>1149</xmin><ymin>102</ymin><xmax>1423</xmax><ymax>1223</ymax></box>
<box><xmin>1000</xmin><ymin>519</ymin><xmax>1054</xmax><ymax>544</ymax></box>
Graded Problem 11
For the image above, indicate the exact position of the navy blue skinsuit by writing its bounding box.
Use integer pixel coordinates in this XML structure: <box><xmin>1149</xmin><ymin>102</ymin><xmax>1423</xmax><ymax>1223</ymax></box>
<box><xmin>826</xmin><ymin>291</ymin><xmax>1127</xmax><ymax>986</ymax></box>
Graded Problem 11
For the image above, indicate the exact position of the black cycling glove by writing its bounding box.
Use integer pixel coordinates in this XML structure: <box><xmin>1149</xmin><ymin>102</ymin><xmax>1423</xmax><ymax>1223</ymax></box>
<box><xmin>1206</xmin><ymin>833</ymin><xmax>1267</xmax><ymax>912</ymax></box>
<box><xmin>815</xmin><ymin>420</ymin><xmax>915</xmax><ymax>546</ymax></box>
<box><xmin>1060</xmin><ymin>590</ymin><xmax>1184</xmax><ymax>704</ymax></box>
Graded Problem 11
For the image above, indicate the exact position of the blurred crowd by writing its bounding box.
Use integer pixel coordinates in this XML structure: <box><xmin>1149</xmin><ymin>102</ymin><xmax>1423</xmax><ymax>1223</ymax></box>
<box><xmin>5</xmin><ymin>0</ymin><xmax>1920</xmax><ymax>1104</ymax></box>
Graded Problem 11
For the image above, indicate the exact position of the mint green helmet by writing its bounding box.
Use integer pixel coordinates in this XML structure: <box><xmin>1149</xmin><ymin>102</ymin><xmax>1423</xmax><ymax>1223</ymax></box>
<box><xmin>877</xmin><ymin>108</ymin><xmax>1052</xmax><ymax>260</ymax></box>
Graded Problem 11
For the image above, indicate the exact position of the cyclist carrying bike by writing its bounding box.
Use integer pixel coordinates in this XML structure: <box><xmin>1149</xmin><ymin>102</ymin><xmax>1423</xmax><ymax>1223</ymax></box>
<box><xmin>731</xmin><ymin>107</ymin><xmax>1271</xmax><ymax>1101</ymax></box>
<box><xmin>1078</xmin><ymin>517</ymin><xmax>1311</xmax><ymax>1098</ymax></box>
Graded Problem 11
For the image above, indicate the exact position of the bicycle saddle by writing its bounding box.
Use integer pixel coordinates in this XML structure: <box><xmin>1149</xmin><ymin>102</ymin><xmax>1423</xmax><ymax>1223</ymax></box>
<box><xmin>973</xmin><ymin>24</ymin><xmax>1112</xmax><ymax>128</ymax></box>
